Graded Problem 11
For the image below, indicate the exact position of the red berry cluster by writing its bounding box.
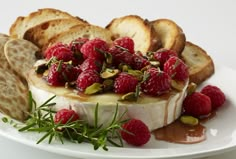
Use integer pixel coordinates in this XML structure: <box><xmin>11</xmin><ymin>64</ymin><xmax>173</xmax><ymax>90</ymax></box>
<box><xmin>183</xmin><ymin>85</ymin><xmax>226</xmax><ymax>118</ymax></box>
<box><xmin>43</xmin><ymin>36</ymin><xmax>189</xmax><ymax>96</ymax></box>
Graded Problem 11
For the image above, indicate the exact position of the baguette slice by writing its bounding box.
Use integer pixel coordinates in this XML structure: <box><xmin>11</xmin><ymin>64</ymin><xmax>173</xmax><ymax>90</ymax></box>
<box><xmin>10</xmin><ymin>8</ymin><xmax>84</xmax><ymax>39</ymax></box>
<box><xmin>47</xmin><ymin>24</ymin><xmax>113</xmax><ymax>48</ymax></box>
<box><xmin>106</xmin><ymin>15</ymin><xmax>161</xmax><ymax>54</ymax></box>
<box><xmin>0</xmin><ymin>33</ymin><xmax>9</xmax><ymax>38</ymax></box>
<box><xmin>23</xmin><ymin>18</ymin><xmax>87</xmax><ymax>49</ymax></box>
<box><xmin>181</xmin><ymin>41</ymin><xmax>214</xmax><ymax>84</ymax></box>
<box><xmin>151</xmin><ymin>19</ymin><xmax>186</xmax><ymax>56</ymax></box>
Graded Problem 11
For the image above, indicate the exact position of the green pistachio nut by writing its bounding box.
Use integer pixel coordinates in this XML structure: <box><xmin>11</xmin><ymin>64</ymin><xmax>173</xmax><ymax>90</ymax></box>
<box><xmin>100</xmin><ymin>68</ymin><xmax>119</xmax><ymax>79</ymax></box>
<box><xmin>127</xmin><ymin>70</ymin><xmax>143</xmax><ymax>81</ymax></box>
<box><xmin>180</xmin><ymin>115</ymin><xmax>199</xmax><ymax>126</ymax></box>
<box><xmin>84</xmin><ymin>83</ymin><xmax>103</xmax><ymax>95</ymax></box>
<box><xmin>150</xmin><ymin>61</ymin><xmax>160</xmax><ymax>67</ymax></box>
<box><xmin>120</xmin><ymin>92</ymin><xmax>137</xmax><ymax>101</ymax></box>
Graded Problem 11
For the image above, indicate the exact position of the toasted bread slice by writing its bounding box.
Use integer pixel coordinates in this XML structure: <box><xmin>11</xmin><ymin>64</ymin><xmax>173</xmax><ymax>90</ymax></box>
<box><xmin>151</xmin><ymin>19</ymin><xmax>186</xmax><ymax>56</ymax></box>
<box><xmin>181</xmin><ymin>41</ymin><xmax>214</xmax><ymax>84</ymax></box>
<box><xmin>106</xmin><ymin>15</ymin><xmax>161</xmax><ymax>54</ymax></box>
<box><xmin>0</xmin><ymin>33</ymin><xmax>9</xmax><ymax>38</ymax></box>
<box><xmin>47</xmin><ymin>24</ymin><xmax>113</xmax><ymax>48</ymax></box>
<box><xmin>10</xmin><ymin>8</ymin><xmax>85</xmax><ymax>39</ymax></box>
<box><xmin>23</xmin><ymin>18</ymin><xmax>87</xmax><ymax>49</ymax></box>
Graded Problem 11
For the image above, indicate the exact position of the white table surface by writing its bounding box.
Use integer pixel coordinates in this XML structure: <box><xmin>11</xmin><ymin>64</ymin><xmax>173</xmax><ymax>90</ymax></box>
<box><xmin>0</xmin><ymin>0</ymin><xmax>236</xmax><ymax>158</ymax></box>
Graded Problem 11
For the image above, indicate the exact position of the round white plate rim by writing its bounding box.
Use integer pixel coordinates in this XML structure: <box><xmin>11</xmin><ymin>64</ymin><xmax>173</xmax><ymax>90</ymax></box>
<box><xmin>0</xmin><ymin>64</ymin><xmax>236</xmax><ymax>159</ymax></box>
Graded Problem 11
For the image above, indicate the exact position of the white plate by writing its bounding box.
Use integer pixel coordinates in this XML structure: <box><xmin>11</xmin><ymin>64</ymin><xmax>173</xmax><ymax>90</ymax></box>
<box><xmin>0</xmin><ymin>64</ymin><xmax>236</xmax><ymax>159</ymax></box>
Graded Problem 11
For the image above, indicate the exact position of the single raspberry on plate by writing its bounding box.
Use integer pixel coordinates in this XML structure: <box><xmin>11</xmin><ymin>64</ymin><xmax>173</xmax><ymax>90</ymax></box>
<box><xmin>201</xmin><ymin>85</ymin><xmax>226</xmax><ymax>109</ymax></box>
<box><xmin>54</xmin><ymin>109</ymin><xmax>79</xmax><ymax>124</ymax></box>
<box><xmin>114</xmin><ymin>72</ymin><xmax>139</xmax><ymax>94</ymax></box>
<box><xmin>109</xmin><ymin>47</ymin><xmax>134</xmax><ymax>66</ymax></box>
<box><xmin>121</xmin><ymin>119</ymin><xmax>151</xmax><ymax>146</ymax></box>
<box><xmin>46</xmin><ymin>63</ymin><xmax>80</xmax><ymax>86</ymax></box>
<box><xmin>153</xmin><ymin>49</ymin><xmax>177</xmax><ymax>68</ymax></box>
<box><xmin>132</xmin><ymin>53</ymin><xmax>150</xmax><ymax>70</ymax></box>
<box><xmin>113</xmin><ymin>37</ymin><xmax>135</xmax><ymax>54</ymax></box>
<box><xmin>80</xmin><ymin>38</ymin><xmax>108</xmax><ymax>61</ymax></box>
<box><xmin>183</xmin><ymin>92</ymin><xmax>212</xmax><ymax>117</ymax></box>
<box><xmin>163</xmin><ymin>56</ymin><xmax>189</xmax><ymax>81</ymax></box>
<box><xmin>79</xmin><ymin>58</ymin><xmax>102</xmax><ymax>72</ymax></box>
<box><xmin>76</xmin><ymin>70</ymin><xmax>101</xmax><ymax>92</ymax></box>
<box><xmin>141</xmin><ymin>68</ymin><xmax>171</xmax><ymax>96</ymax></box>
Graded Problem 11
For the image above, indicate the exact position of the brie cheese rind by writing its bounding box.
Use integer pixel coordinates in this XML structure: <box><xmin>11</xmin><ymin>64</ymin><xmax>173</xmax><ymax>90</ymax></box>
<box><xmin>27</xmin><ymin>69</ymin><xmax>188</xmax><ymax>131</ymax></box>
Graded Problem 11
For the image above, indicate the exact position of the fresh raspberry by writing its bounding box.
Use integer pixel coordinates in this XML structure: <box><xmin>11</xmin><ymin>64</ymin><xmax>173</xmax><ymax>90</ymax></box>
<box><xmin>183</xmin><ymin>92</ymin><xmax>212</xmax><ymax>117</ymax></box>
<box><xmin>153</xmin><ymin>49</ymin><xmax>177</xmax><ymax>68</ymax></box>
<box><xmin>132</xmin><ymin>53</ymin><xmax>150</xmax><ymax>70</ymax></box>
<box><xmin>201</xmin><ymin>85</ymin><xmax>226</xmax><ymax>109</ymax></box>
<box><xmin>69</xmin><ymin>37</ymin><xmax>88</xmax><ymax>64</ymax></box>
<box><xmin>113</xmin><ymin>37</ymin><xmax>135</xmax><ymax>54</ymax></box>
<box><xmin>114</xmin><ymin>72</ymin><xmax>139</xmax><ymax>94</ymax></box>
<box><xmin>45</xmin><ymin>42</ymin><xmax>79</xmax><ymax>65</ymax></box>
<box><xmin>80</xmin><ymin>38</ymin><xmax>108</xmax><ymax>61</ymax></box>
<box><xmin>44</xmin><ymin>42</ymin><xmax>65</xmax><ymax>58</ymax></box>
<box><xmin>121</xmin><ymin>119</ymin><xmax>151</xmax><ymax>146</ymax></box>
<box><xmin>109</xmin><ymin>47</ymin><xmax>134</xmax><ymax>66</ymax></box>
<box><xmin>141</xmin><ymin>68</ymin><xmax>171</xmax><ymax>96</ymax></box>
<box><xmin>80</xmin><ymin>58</ymin><xmax>102</xmax><ymax>72</ymax></box>
<box><xmin>46</xmin><ymin>63</ymin><xmax>80</xmax><ymax>86</ymax></box>
<box><xmin>163</xmin><ymin>56</ymin><xmax>189</xmax><ymax>81</ymax></box>
<box><xmin>69</xmin><ymin>37</ymin><xmax>89</xmax><ymax>53</ymax></box>
<box><xmin>54</xmin><ymin>109</ymin><xmax>79</xmax><ymax>124</ymax></box>
<box><xmin>76</xmin><ymin>70</ymin><xmax>101</xmax><ymax>92</ymax></box>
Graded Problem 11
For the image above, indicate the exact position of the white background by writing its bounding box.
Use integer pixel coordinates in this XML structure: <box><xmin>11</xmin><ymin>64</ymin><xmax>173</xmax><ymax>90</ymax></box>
<box><xmin>0</xmin><ymin>0</ymin><xmax>236</xmax><ymax>158</ymax></box>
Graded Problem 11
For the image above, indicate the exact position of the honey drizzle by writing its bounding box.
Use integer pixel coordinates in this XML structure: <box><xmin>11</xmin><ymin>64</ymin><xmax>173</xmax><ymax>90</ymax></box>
<box><xmin>163</xmin><ymin>95</ymin><xmax>172</xmax><ymax>126</ymax></box>
<box><xmin>173</xmin><ymin>92</ymin><xmax>183</xmax><ymax>120</ymax></box>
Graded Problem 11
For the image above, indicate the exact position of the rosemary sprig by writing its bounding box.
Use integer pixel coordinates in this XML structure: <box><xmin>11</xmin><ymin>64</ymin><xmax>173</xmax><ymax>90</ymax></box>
<box><xmin>17</xmin><ymin>93</ymin><xmax>128</xmax><ymax>151</ymax></box>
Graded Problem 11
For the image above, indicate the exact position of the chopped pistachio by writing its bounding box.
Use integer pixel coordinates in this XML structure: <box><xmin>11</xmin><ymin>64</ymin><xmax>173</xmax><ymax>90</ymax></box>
<box><xmin>171</xmin><ymin>80</ymin><xmax>185</xmax><ymax>91</ymax></box>
<box><xmin>180</xmin><ymin>115</ymin><xmax>199</xmax><ymax>126</ymax></box>
<box><xmin>84</xmin><ymin>83</ymin><xmax>103</xmax><ymax>95</ymax></box>
<box><xmin>150</xmin><ymin>61</ymin><xmax>160</xmax><ymax>67</ymax></box>
<box><xmin>187</xmin><ymin>82</ymin><xmax>197</xmax><ymax>95</ymax></box>
<box><xmin>119</xmin><ymin>92</ymin><xmax>137</xmax><ymax>101</ymax></box>
<box><xmin>127</xmin><ymin>70</ymin><xmax>143</xmax><ymax>81</ymax></box>
<box><xmin>118</xmin><ymin>64</ymin><xmax>131</xmax><ymax>72</ymax></box>
<box><xmin>100</xmin><ymin>68</ymin><xmax>119</xmax><ymax>79</ymax></box>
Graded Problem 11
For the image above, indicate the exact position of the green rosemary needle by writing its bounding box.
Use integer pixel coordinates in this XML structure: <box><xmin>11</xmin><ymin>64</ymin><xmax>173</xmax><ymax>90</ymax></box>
<box><xmin>17</xmin><ymin>92</ymin><xmax>128</xmax><ymax>151</ymax></box>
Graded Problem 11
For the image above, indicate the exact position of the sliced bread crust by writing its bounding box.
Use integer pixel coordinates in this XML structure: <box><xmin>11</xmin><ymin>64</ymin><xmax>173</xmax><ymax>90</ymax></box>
<box><xmin>151</xmin><ymin>19</ymin><xmax>186</xmax><ymax>56</ymax></box>
<box><xmin>23</xmin><ymin>18</ymin><xmax>87</xmax><ymax>49</ymax></box>
<box><xmin>9</xmin><ymin>8</ymin><xmax>84</xmax><ymax>39</ymax></box>
<box><xmin>181</xmin><ymin>41</ymin><xmax>214</xmax><ymax>84</ymax></box>
<box><xmin>47</xmin><ymin>24</ymin><xmax>113</xmax><ymax>48</ymax></box>
<box><xmin>106</xmin><ymin>15</ymin><xmax>161</xmax><ymax>54</ymax></box>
